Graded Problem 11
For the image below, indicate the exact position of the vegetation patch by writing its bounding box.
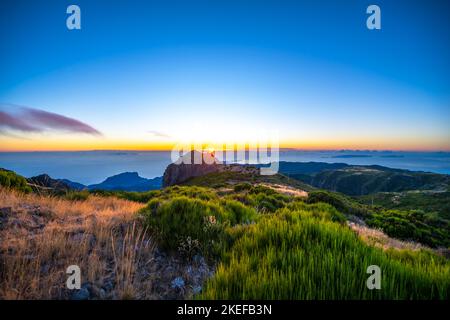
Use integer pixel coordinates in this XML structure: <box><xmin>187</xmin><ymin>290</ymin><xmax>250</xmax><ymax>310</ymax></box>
<box><xmin>358</xmin><ymin>191</ymin><xmax>450</xmax><ymax>221</ymax></box>
<box><xmin>200</xmin><ymin>208</ymin><xmax>450</xmax><ymax>299</ymax></box>
<box><xmin>0</xmin><ymin>169</ymin><xmax>32</xmax><ymax>193</ymax></box>
<box><xmin>366</xmin><ymin>209</ymin><xmax>449</xmax><ymax>248</ymax></box>
<box><xmin>139</xmin><ymin>188</ymin><xmax>258</xmax><ymax>258</ymax></box>
<box><xmin>306</xmin><ymin>190</ymin><xmax>369</xmax><ymax>217</ymax></box>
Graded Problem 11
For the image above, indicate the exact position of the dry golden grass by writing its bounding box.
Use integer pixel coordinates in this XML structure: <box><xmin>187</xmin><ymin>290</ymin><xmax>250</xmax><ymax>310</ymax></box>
<box><xmin>348</xmin><ymin>221</ymin><xmax>425</xmax><ymax>251</ymax></box>
<box><xmin>0</xmin><ymin>188</ymin><xmax>159</xmax><ymax>299</ymax></box>
<box><xmin>260</xmin><ymin>183</ymin><xmax>308</xmax><ymax>198</ymax></box>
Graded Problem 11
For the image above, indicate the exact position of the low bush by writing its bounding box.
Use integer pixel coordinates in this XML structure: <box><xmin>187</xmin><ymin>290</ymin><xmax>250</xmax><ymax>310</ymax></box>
<box><xmin>91</xmin><ymin>189</ymin><xmax>160</xmax><ymax>203</ymax></box>
<box><xmin>139</xmin><ymin>186</ymin><xmax>260</xmax><ymax>258</ymax></box>
<box><xmin>219</xmin><ymin>199</ymin><xmax>258</xmax><ymax>225</ymax></box>
<box><xmin>251</xmin><ymin>192</ymin><xmax>286</xmax><ymax>213</ymax></box>
<box><xmin>140</xmin><ymin>196</ymin><xmax>224</xmax><ymax>256</ymax></box>
<box><xmin>65</xmin><ymin>190</ymin><xmax>90</xmax><ymax>201</ymax></box>
<box><xmin>92</xmin><ymin>186</ymin><xmax>217</xmax><ymax>203</ymax></box>
<box><xmin>306</xmin><ymin>190</ymin><xmax>369</xmax><ymax>216</ymax></box>
<box><xmin>0</xmin><ymin>169</ymin><xmax>32</xmax><ymax>193</ymax></box>
<box><xmin>233</xmin><ymin>183</ymin><xmax>252</xmax><ymax>192</ymax></box>
<box><xmin>200</xmin><ymin>208</ymin><xmax>450</xmax><ymax>299</ymax></box>
<box><xmin>285</xmin><ymin>201</ymin><xmax>346</xmax><ymax>223</ymax></box>
<box><xmin>366</xmin><ymin>209</ymin><xmax>449</xmax><ymax>248</ymax></box>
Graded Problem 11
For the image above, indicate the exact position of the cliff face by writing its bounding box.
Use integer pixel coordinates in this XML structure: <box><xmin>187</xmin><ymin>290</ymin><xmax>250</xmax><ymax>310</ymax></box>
<box><xmin>163</xmin><ymin>162</ymin><xmax>222</xmax><ymax>187</ymax></box>
<box><xmin>163</xmin><ymin>151</ymin><xmax>222</xmax><ymax>187</ymax></box>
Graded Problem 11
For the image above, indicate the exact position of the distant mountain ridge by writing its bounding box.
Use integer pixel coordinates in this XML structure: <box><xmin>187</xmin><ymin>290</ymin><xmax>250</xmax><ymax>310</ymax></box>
<box><xmin>25</xmin><ymin>172</ymin><xmax>162</xmax><ymax>192</ymax></box>
<box><xmin>88</xmin><ymin>172</ymin><xmax>162</xmax><ymax>191</ymax></box>
<box><xmin>3</xmin><ymin>160</ymin><xmax>450</xmax><ymax>195</ymax></box>
<box><xmin>27</xmin><ymin>174</ymin><xmax>72</xmax><ymax>192</ymax></box>
<box><xmin>268</xmin><ymin>161</ymin><xmax>450</xmax><ymax>196</ymax></box>
<box><xmin>60</xmin><ymin>179</ymin><xmax>86</xmax><ymax>190</ymax></box>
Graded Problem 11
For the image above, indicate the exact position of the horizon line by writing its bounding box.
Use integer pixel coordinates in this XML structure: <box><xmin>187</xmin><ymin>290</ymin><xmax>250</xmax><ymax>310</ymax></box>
<box><xmin>1</xmin><ymin>148</ymin><xmax>450</xmax><ymax>153</ymax></box>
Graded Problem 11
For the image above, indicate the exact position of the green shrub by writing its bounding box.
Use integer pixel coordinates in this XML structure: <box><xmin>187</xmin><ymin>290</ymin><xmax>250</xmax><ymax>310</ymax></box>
<box><xmin>225</xmin><ymin>192</ymin><xmax>256</xmax><ymax>206</ymax></box>
<box><xmin>366</xmin><ymin>209</ymin><xmax>449</xmax><ymax>248</ymax></box>
<box><xmin>90</xmin><ymin>189</ymin><xmax>161</xmax><ymax>203</ymax></box>
<box><xmin>65</xmin><ymin>190</ymin><xmax>90</xmax><ymax>201</ymax></box>
<box><xmin>251</xmin><ymin>192</ymin><xmax>286</xmax><ymax>213</ymax></box>
<box><xmin>165</xmin><ymin>186</ymin><xmax>218</xmax><ymax>201</ymax></box>
<box><xmin>0</xmin><ymin>169</ymin><xmax>31</xmax><ymax>193</ymax></box>
<box><xmin>233</xmin><ymin>183</ymin><xmax>252</xmax><ymax>192</ymax></box>
<box><xmin>219</xmin><ymin>199</ymin><xmax>258</xmax><ymax>225</ymax></box>
<box><xmin>140</xmin><ymin>196</ymin><xmax>226</xmax><ymax>257</ymax></box>
<box><xmin>358</xmin><ymin>191</ymin><xmax>450</xmax><ymax>221</ymax></box>
<box><xmin>120</xmin><ymin>190</ymin><xmax>161</xmax><ymax>202</ymax></box>
<box><xmin>285</xmin><ymin>201</ymin><xmax>346</xmax><ymax>223</ymax></box>
<box><xmin>248</xmin><ymin>185</ymin><xmax>278</xmax><ymax>195</ymax></box>
<box><xmin>92</xmin><ymin>186</ymin><xmax>217</xmax><ymax>203</ymax></box>
<box><xmin>307</xmin><ymin>190</ymin><xmax>368</xmax><ymax>216</ymax></box>
<box><xmin>200</xmin><ymin>208</ymin><xmax>450</xmax><ymax>299</ymax></box>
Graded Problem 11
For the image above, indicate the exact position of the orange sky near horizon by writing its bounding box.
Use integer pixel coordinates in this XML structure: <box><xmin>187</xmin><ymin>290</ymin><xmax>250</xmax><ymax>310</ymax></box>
<box><xmin>1</xmin><ymin>135</ymin><xmax>449</xmax><ymax>152</ymax></box>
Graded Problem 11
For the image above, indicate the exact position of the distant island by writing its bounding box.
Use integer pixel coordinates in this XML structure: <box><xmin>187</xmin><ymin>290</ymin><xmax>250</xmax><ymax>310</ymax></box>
<box><xmin>330</xmin><ymin>154</ymin><xmax>372</xmax><ymax>158</ymax></box>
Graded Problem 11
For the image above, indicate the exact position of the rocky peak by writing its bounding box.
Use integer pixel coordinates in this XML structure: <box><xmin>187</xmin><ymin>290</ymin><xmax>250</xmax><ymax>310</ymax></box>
<box><xmin>27</xmin><ymin>174</ymin><xmax>71</xmax><ymax>191</ymax></box>
<box><xmin>163</xmin><ymin>151</ymin><xmax>222</xmax><ymax>187</ymax></box>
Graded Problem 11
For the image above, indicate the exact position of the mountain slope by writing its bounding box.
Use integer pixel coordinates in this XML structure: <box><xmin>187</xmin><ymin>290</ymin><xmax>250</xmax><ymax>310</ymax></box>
<box><xmin>88</xmin><ymin>172</ymin><xmax>162</xmax><ymax>191</ymax></box>
<box><xmin>60</xmin><ymin>179</ymin><xmax>86</xmax><ymax>190</ymax></box>
<box><xmin>272</xmin><ymin>162</ymin><xmax>450</xmax><ymax>196</ymax></box>
<box><xmin>27</xmin><ymin>174</ymin><xmax>72</xmax><ymax>193</ymax></box>
<box><xmin>138</xmin><ymin>184</ymin><xmax>450</xmax><ymax>300</ymax></box>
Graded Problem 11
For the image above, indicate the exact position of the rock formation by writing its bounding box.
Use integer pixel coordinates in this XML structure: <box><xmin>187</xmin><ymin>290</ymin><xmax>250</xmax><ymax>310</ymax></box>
<box><xmin>163</xmin><ymin>151</ymin><xmax>222</xmax><ymax>187</ymax></box>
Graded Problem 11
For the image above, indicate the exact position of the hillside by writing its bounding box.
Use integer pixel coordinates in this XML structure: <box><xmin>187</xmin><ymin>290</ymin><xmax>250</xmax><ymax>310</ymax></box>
<box><xmin>0</xmin><ymin>188</ymin><xmax>212</xmax><ymax>299</ymax></box>
<box><xmin>359</xmin><ymin>190</ymin><xmax>450</xmax><ymax>220</ymax></box>
<box><xmin>272</xmin><ymin>162</ymin><xmax>450</xmax><ymax>196</ymax></box>
<box><xmin>27</xmin><ymin>174</ymin><xmax>72</xmax><ymax>193</ymax></box>
<box><xmin>0</xmin><ymin>168</ymin><xmax>32</xmax><ymax>193</ymax></box>
<box><xmin>139</xmin><ymin>184</ymin><xmax>449</xmax><ymax>299</ymax></box>
<box><xmin>181</xmin><ymin>167</ymin><xmax>313</xmax><ymax>191</ymax></box>
<box><xmin>0</xmin><ymin>169</ymin><xmax>163</xmax><ymax>193</ymax></box>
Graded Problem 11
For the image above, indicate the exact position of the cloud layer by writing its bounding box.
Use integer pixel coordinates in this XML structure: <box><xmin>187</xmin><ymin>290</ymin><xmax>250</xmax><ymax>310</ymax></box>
<box><xmin>0</xmin><ymin>105</ymin><xmax>101</xmax><ymax>136</ymax></box>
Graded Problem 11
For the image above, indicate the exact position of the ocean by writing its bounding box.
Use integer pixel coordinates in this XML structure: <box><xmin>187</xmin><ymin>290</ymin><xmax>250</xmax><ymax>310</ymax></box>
<box><xmin>0</xmin><ymin>150</ymin><xmax>449</xmax><ymax>185</ymax></box>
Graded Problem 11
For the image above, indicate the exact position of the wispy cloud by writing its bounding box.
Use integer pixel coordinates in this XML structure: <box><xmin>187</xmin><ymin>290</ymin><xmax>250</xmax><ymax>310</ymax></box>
<box><xmin>147</xmin><ymin>130</ymin><xmax>171</xmax><ymax>139</ymax></box>
<box><xmin>0</xmin><ymin>104</ymin><xmax>102</xmax><ymax>136</ymax></box>
<box><xmin>0</xmin><ymin>110</ymin><xmax>41</xmax><ymax>132</ymax></box>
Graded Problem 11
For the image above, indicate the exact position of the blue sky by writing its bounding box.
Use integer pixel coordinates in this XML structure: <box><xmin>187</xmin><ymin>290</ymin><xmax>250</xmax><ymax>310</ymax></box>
<box><xmin>0</xmin><ymin>0</ymin><xmax>449</xmax><ymax>150</ymax></box>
